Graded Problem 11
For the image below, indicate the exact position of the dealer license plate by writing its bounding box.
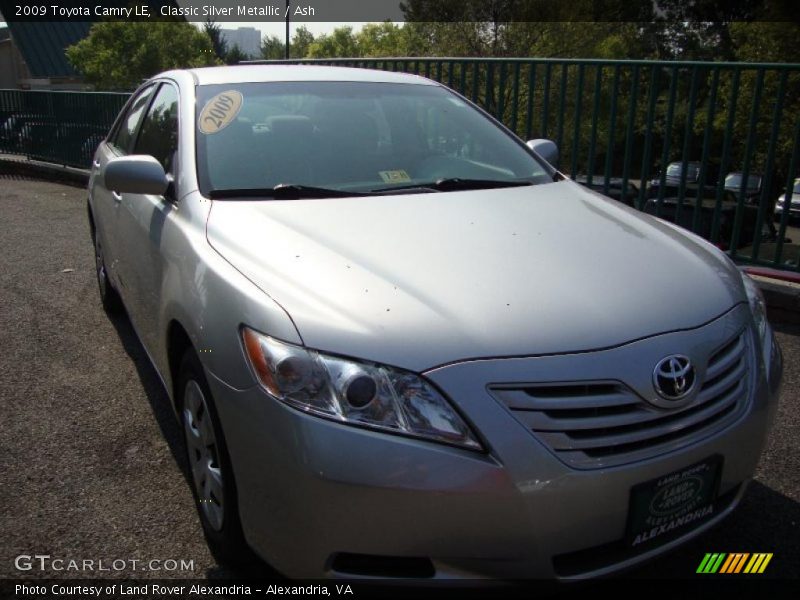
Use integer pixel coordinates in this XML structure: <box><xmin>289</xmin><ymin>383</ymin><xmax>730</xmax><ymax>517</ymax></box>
<box><xmin>627</xmin><ymin>455</ymin><xmax>723</xmax><ymax>547</ymax></box>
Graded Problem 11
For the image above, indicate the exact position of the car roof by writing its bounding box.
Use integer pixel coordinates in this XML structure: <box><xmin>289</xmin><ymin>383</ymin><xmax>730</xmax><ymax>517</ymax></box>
<box><xmin>180</xmin><ymin>64</ymin><xmax>439</xmax><ymax>87</ymax></box>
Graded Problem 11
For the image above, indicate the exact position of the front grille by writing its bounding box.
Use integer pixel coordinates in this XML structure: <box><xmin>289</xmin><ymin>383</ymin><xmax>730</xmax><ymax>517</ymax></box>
<box><xmin>490</xmin><ymin>330</ymin><xmax>752</xmax><ymax>469</ymax></box>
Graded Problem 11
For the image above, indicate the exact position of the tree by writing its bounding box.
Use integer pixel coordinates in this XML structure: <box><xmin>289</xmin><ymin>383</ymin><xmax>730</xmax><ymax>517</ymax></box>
<box><xmin>261</xmin><ymin>35</ymin><xmax>285</xmax><ymax>60</ymax></box>
<box><xmin>307</xmin><ymin>27</ymin><xmax>360</xmax><ymax>58</ymax></box>
<box><xmin>398</xmin><ymin>0</ymin><xmax>654</xmax><ymax>58</ymax></box>
<box><xmin>719</xmin><ymin>22</ymin><xmax>800</xmax><ymax>190</ymax></box>
<box><xmin>355</xmin><ymin>22</ymin><xmax>408</xmax><ymax>57</ymax></box>
<box><xmin>225</xmin><ymin>44</ymin><xmax>248</xmax><ymax>65</ymax></box>
<box><xmin>260</xmin><ymin>28</ymin><xmax>316</xmax><ymax>61</ymax></box>
<box><xmin>66</xmin><ymin>21</ymin><xmax>217</xmax><ymax>90</ymax></box>
<box><xmin>203</xmin><ymin>18</ymin><xmax>228</xmax><ymax>61</ymax></box>
<box><xmin>730</xmin><ymin>21</ymin><xmax>800</xmax><ymax>63</ymax></box>
<box><xmin>291</xmin><ymin>26</ymin><xmax>316</xmax><ymax>59</ymax></box>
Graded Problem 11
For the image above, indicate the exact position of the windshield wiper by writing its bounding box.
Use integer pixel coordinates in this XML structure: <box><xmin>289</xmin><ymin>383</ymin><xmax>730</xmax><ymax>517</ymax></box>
<box><xmin>371</xmin><ymin>178</ymin><xmax>534</xmax><ymax>193</ymax></box>
<box><xmin>208</xmin><ymin>184</ymin><xmax>371</xmax><ymax>200</ymax></box>
<box><xmin>209</xmin><ymin>178</ymin><xmax>535</xmax><ymax>199</ymax></box>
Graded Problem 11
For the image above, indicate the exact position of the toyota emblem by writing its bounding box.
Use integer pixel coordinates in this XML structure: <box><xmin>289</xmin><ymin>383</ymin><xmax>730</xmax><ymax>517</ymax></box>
<box><xmin>653</xmin><ymin>355</ymin><xmax>696</xmax><ymax>401</ymax></box>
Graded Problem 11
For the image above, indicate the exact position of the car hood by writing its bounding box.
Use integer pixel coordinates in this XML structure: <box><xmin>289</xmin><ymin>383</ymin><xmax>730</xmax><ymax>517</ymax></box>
<box><xmin>206</xmin><ymin>180</ymin><xmax>745</xmax><ymax>372</ymax></box>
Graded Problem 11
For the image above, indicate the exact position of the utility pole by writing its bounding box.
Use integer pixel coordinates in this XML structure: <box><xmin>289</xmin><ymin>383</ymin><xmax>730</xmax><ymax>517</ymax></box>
<box><xmin>285</xmin><ymin>1</ymin><xmax>290</xmax><ymax>59</ymax></box>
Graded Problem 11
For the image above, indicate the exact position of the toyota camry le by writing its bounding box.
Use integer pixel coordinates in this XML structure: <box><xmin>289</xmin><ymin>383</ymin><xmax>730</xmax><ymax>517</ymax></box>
<box><xmin>87</xmin><ymin>66</ymin><xmax>782</xmax><ymax>579</ymax></box>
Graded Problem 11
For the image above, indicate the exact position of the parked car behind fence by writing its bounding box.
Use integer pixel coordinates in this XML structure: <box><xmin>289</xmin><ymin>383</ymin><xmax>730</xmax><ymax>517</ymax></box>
<box><xmin>724</xmin><ymin>172</ymin><xmax>763</xmax><ymax>204</ymax></box>
<box><xmin>643</xmin><ymin>184</ymin><xmax>772</xmax><ymax>250</ymax></box>
<box><xmin>775</xmin><ymin>178</ymin><xmax>800</xmax><ymax>222</ymax></box>
<box><xmin>573</xmin><ymin>174</ymin><xmax>639</xmax><ymax>206</ymax></box>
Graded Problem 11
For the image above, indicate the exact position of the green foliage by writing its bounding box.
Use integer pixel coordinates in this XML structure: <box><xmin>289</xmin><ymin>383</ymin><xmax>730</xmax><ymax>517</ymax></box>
<box><xmin>730</xmin><ymin>22</ymin><xmax>800</xmax><ymax>63</ymax></box>
<box><xmin>261</xmin><ymin>35</ymin><xmax>285</xmax><ymax>60</ymax></box>
<box><xmin>394</xmin><ymin>1</ymin><xmax>797</xmax><ymax>63</ymax></box>
<box><xmin>203</xmin><ymin>18</ymin><xmax>227</xmax><ymax>61</ymax></box>
<box><xmin>225</xmin><ymin>44</ymin><xmax>248</xmax><ymax>65</ymax></box>
<box><xmin>259</xmin><ymin>26</ymin><xmax>316</xmax><ymax>59</ymax></box>
<box><xmin>307</xmin><ymin>26</ymin><xmax>361</xmax><ymax>58</ymax></box>
<box><xmin>354</xmin><ymin>22</ymin><xmax>410</xmax><ymax>57</ymax></box>
<box><xmin>66</xmin><ymin>21</ymin><xmax>217</xmax><ymax>90</ymax></box>
<box><xmin>291</xmin><ymin>26</ymin><xmax>315</xmax><ymax>59</ymax></box>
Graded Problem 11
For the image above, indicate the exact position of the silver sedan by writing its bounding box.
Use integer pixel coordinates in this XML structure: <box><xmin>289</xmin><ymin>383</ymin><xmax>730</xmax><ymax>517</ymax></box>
<box><xmin>87</xmin><ymin>66</ymin><xmax>782</xmax><ymax>579</ymax></box>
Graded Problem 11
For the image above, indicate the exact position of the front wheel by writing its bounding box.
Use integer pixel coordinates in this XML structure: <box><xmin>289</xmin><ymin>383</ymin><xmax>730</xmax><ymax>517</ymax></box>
<box><xmin>179</xmin><ymin>350</ymin><xmax>253</xmax><ymax>566</ymax></box>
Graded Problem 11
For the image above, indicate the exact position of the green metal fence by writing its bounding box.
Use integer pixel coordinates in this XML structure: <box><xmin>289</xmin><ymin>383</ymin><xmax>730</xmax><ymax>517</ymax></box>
<box><xmin>271</xmin><ymin>57</ymin><xmax>800</xmax><ymax>272</ymax></box>
<box><xmin>0</xmin><ymin>89</ymin><xmax>128</xmax><ymax>168</ymax></box>
<box><xmin>2</xmin><ymin>56</ymin><xmax>800</xmax><ymax>272</ymax></box>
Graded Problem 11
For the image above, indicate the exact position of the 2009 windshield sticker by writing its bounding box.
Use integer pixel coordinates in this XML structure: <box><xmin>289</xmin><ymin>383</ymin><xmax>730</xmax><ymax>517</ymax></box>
<box><xmin>198</xmin><ymin>91</ymin><xmax>243</xmax><ymax>134</ymax></box>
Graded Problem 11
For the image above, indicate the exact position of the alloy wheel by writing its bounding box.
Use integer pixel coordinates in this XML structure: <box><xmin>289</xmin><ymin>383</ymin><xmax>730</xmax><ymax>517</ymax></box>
<box><xmin>183</xmin><ymin>380</ymin><xmax>225</xmax><ymax>531</ymax></box>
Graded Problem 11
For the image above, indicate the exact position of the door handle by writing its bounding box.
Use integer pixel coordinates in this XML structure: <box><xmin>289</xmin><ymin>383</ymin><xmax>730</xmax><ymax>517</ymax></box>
<box><xmin>111</xmin><ymin>191</ymin><xmax>122</xmax><ymax>203</ymax></box>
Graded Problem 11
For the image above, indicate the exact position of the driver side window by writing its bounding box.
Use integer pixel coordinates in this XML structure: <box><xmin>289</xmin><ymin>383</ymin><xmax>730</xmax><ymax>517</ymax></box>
<box><xmin>134</xmin><ymin>83</ymin><xmax>179</xmax><ymax>174</ymax></box>
<box><xmin>109</xmin><ymin>85</ymin><xmax>155</xmax><ymax>155</ymax></box>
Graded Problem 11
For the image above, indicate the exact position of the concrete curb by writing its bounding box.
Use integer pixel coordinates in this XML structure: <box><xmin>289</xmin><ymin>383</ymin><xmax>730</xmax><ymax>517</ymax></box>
<box><xmin>0</xmin><ymin>156</ymin><xmax>90</xmax><ymax>188</ymax></box>
<box><xmin>748</xmin><ymin>274</ymin><xmax>800</xmax><ymax>327</ymax></box>
<box><xmin>764</xmin><ymin>284</ymin><xmax>800</xmax><ymax>326</ymax></box>
<box><xmin>1</xmin><ymin>156</ymin><xmax>798</xmax><ymax>325</ymax></box>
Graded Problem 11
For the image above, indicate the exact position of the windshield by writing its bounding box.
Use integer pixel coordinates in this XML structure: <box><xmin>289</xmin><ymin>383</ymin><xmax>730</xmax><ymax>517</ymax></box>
<box><xmin>195</xmin><ymin>81</ymin><xmax>551</xmax><ymax>197</ymax></box>
<box><xmin>725</xmin><ymin>173</ymin><xmax>761</xmax><ymax>191</ymax></box>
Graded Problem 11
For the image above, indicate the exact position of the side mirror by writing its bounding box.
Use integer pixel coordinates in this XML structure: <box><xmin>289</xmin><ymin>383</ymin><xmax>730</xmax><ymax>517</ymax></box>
<box><xmin>527</xmin><ymin>139</ymin><xmax>559</xmax><ymax>169</ymax></box>
<box><xmin>104</xmin><ymin>155</ymin><xmax>168</xmax><ymax>195</ymax></box>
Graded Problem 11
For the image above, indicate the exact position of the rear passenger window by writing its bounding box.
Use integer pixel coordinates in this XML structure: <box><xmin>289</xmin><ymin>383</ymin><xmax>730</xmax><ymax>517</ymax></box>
<box><xmin>110</xmin><ymin>85</ymin><xmax>155</xmax><ymax>154</ymax></box>
<box><xmin>134</xmin><ymin>84</ymin><xmax>179</xmax><ymax>173</ymax></box>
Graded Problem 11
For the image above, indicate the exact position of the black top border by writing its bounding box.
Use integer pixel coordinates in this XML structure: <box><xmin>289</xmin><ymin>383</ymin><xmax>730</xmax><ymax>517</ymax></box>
<box><xmin>1</xmin><ymin>0</ymin><xmax>799</xmax><ymax>23</ymax></box>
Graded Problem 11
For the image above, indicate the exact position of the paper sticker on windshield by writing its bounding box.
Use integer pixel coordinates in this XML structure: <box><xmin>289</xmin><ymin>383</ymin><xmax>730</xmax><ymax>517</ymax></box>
<box><xmin>198</xmin><ymin>90</ymin><xmax>243</xmax><ymax>134</ymax></box>
<box><xmin>379</xmin><ymin>170</ymin><xmax>411</xmax><ymax>184</ymax></box>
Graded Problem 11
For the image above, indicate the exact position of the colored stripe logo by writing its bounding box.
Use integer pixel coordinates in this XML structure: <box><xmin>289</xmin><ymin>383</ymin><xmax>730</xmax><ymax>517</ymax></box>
<box><xmin>697</xmin><ymin>553</ymin><xmax>773</xmax><ymax>574</ymax></box>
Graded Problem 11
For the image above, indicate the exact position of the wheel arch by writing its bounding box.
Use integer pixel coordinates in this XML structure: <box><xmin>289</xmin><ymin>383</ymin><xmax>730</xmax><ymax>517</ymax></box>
<box><xmin>87</xmin><ymin>199</ymin><xmax>96</xmax><ymax>235</ymax></box>
<box><xmin>166</xmin><ymin>319</ymin><xmax>195</xmax><ymax>412</ymax></box>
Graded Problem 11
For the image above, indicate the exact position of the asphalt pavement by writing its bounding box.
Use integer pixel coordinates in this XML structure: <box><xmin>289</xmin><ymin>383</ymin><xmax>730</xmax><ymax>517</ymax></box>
<box><xmin>0</xmin><ymin>177</ymin><xmax>797</xmax><ymax>583</ymax></box>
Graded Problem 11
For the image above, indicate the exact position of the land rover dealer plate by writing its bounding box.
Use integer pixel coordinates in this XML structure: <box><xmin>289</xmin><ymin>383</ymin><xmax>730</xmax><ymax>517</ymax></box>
<box><xmin>627</xmin><ymin>456</ymin><xmax>723</xmax><ymax>547</ymax></box>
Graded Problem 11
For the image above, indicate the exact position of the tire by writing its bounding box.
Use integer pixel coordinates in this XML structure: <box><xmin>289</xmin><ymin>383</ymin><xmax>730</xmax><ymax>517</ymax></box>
<box><xmin>178</xmin><ymin>349</ymin><xmax>254</xmax><ymax>566</ymax></box>
<box><xmin>92</xmin><ymin>228</ymin><xmax>123</xmax><ymax>314</ymax></box>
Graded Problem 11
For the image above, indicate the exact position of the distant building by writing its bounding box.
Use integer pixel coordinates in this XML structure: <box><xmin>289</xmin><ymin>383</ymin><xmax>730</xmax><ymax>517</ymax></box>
<box><xmin>0</xmin><ymin>22</ymin><xmax>92</xmax><ymax>90</ymax></box>
<box><xmin>220</xmin><ymin>27</ymin><xmax>261</xmax><ymax>59</ymax></box>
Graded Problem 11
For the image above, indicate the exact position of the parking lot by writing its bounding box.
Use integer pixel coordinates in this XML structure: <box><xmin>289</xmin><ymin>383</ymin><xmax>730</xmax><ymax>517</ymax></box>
<box><xmin>0</xmin><ymin>177</ymin><xmax>797</xmax><ymax>582</ymax></box>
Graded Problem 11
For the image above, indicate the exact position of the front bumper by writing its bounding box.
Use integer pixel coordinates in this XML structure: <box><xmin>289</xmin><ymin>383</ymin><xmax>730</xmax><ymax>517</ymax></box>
<box><xmin>208</xmin><ymin>305</ymin><xmax>781</xmax><ymax>579</ymax></box>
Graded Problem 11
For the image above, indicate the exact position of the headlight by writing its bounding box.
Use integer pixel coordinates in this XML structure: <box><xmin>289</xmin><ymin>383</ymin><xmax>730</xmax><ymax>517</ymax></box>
<box><xmin>241</xmin><ymin>327</ymin><xmax>482</xmax><ymax>451</ymax></box>
<box><xmin>741</xmin><ymin>272</ymin><xmax>768</xmax><ymax>344</ymax></box>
